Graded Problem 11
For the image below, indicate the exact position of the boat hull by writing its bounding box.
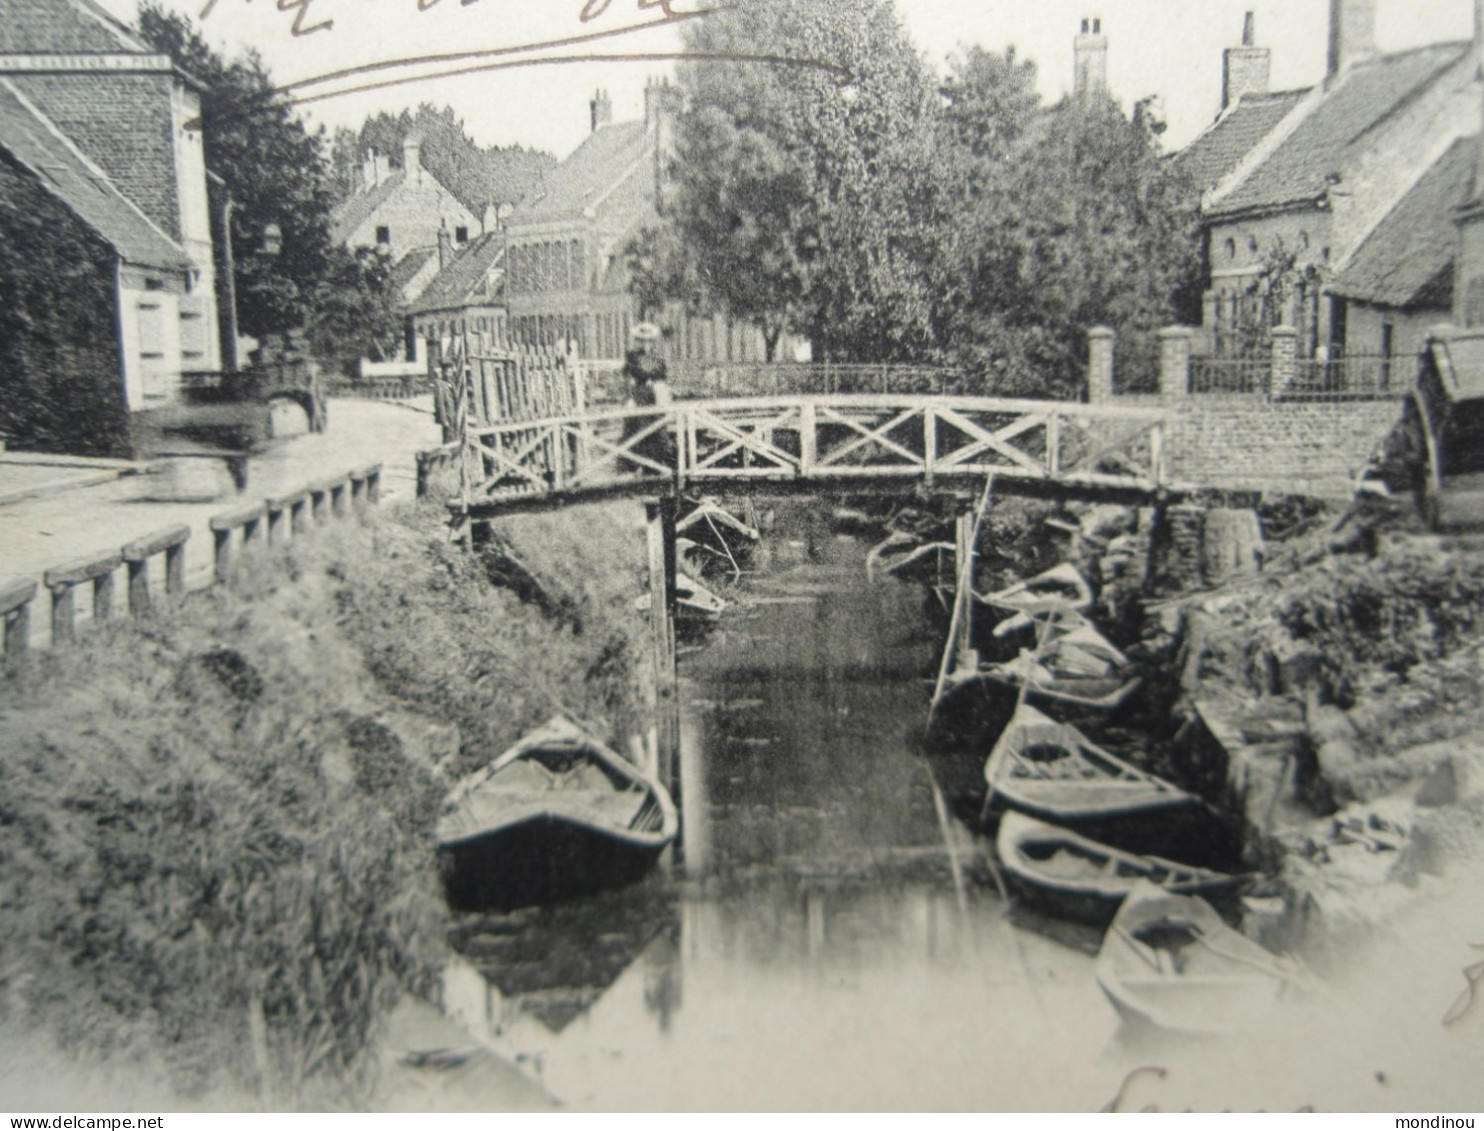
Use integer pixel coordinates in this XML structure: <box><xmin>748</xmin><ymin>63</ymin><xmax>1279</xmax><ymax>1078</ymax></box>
<box><xmin>441</xmin><ymin>814</ymin><xmax>669</xmax><ymax>912</ymax></box>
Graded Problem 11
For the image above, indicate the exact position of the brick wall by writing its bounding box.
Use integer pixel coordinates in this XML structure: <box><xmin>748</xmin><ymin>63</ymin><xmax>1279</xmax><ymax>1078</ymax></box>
<box><xmin>1123</xmin><ymin>393</ymin><xmax>1402</xmax><ymax>498</ymax></box>
<box><xmin>11</xmin><ymin>72</ymin><xmax>180</xmax><ymax>241</ymax></box>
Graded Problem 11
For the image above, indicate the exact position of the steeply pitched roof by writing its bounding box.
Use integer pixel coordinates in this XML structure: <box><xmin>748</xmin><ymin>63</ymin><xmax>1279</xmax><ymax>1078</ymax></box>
<box><xmin>1173</xmin><ymin>89</ymin><xmax>1309</xmax><ymax>194</ymax></box>
<box><xmin>509</xmin><ymin>121</ymin><xmax>652</xmax><ymax>224</ymax></box>
<box><xmin>1329</xmin><ymin>136</ymin><xmax>1474</xmax><ymax>310</ymax></box>
<box><xmin>0</xmin><ymin>0</ymin><xmax>152</xmax><ymax>54</ymax></box>
<box><xmin>409</xmin><ymin>233</ymin><xmax>505</xmax><ymax>314</ymax></box>
<box><xmin>0</xmin><ymin>78</ymin><xmax>189</xmax><ymax>271</ymax></box>
<box><xmin>1209</xmin><ymin>41</ymin><xmax>1472</xmax><ymax>218</ymax></box>
<box><xmin>329</xmin><ymin>170</ymin><xmax>407</xmax><ymax>246</ymax></box>
<box><xmin>388</xmin><ymin>244</ymin><xmax>438</xmax><ymax>300</ymax></box>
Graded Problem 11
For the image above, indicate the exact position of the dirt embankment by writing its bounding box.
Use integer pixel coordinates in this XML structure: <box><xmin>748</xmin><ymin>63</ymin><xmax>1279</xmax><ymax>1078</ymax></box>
<box><xmin>0</xmin><ymin>498</ymin><xmax>651</xmax><ymax>1109</ymax></box>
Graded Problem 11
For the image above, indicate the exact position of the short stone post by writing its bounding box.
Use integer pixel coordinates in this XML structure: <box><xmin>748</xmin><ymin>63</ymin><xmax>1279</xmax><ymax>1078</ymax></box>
<box><xmin>1158</xmin><ymin>326</ymin><xmax>1194</xmax><ymax>398</ymax></box>
<box><xmin>44</xmin><ymin>550</ymin><xmax>122</xmax><ymax>645</ymax></box>
<box><xmin>1087</xmin><ymin>326</ymin><xmax>1115</xmax><ymax>403</ymax></box>
<box><xmin>1270</xmin><ymin>324</ymin><xmax>1297</xmax><ymax>398</ymax></box>
<box><xmin>210</xmin><ymin>502</ymin><xmax>267</xmax><ymax>583</ymax></box>
<box><xmin>1</xmin><ymin>579</ymin><xmax>37</xmax><ymax>656</ymax></box>
<box><xmin>122</xmin><ymin>524</ymin><xmax>191</xmax><ymax>616</ymax></box>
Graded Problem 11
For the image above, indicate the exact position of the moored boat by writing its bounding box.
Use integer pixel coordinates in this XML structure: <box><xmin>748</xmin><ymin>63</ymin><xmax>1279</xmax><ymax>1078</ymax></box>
<box><xmin>977</xmin><ymin>563</ymin><xmax>1094</xmax><ymax>632</ymax></box>
<box><xmin>635</xmin><ymin>570</ymin><xmax>727</xmax><ymax>622</ymax></box>
<box><xmin>1096</xmin><ymin>881</ymin><xmax>1314</xmax><ymax>1036</ymax></box>
<box><xmin>437</xmin><ymin>716</ymin><xmax>678</xmax><ymax>911</ymax></box>
<box><xmin>980</xmin><ymin>649</ymin><xmax>1141</xmax><ymax>711</ymax></box>
<box><xmin>996</xmin><ymin>813</ymin><xmax>1243</xmax><ymax>925</ymax></box>
<box><xmin>984</xmin><ymin>703</ymin><xmax>1195</xmax><ymax>825</ymax></box>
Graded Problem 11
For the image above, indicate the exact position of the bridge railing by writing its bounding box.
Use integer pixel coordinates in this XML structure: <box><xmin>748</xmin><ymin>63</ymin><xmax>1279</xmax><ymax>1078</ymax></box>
<box><xmin>667</xmin><ymin>363</ymin><xmax>958</xmax><ymax>399</ymax></box>
<box><xmin>447</xmin><ymin>394</ymin><xmax>1169</xmax><ymax>508</ymax></box>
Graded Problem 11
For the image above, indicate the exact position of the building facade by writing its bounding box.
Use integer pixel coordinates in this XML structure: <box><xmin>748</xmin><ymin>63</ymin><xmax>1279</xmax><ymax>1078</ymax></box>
<box><xmin>330</xmin><ymin>135</ymin><xmax>482</xmax><ymax>268</ymax></box>
<box><xmin>0</xmin><ymin>0</ymin><xmax>227</xmax><ymax>455</ymax></box>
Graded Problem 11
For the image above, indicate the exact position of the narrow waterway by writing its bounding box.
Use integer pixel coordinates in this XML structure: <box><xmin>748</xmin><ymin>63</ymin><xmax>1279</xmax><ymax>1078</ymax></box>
<box><xmin>443</xmin><ymin>502</ymin><xmax>1124</xmax><ymax>1110</ymax></box>
<box><xmin>439</xmin><ymin>501</ymin><xmax>1484</xmax><ymax>1112</ymax></box>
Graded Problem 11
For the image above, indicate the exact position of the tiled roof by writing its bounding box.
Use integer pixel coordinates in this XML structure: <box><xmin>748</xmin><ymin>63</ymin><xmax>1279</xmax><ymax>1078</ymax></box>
<box><xmin>0</xmin><ymin>0</ymin><xmax>151</xmax><ymax>54</ymax></box>
<box><xmin>409</xmin><ymin>232</ymin><xmax>505</xmax><ymax>314</ymax></box>
<box><xmin>1173</xmin><ymin>89</ymin><xmax>1309</xmax><ymax>194</ymax></box>
<box><xmin>1209</xmin><ymin>41</ymin><xmax>1472</xmax><ymax>218</ymax></box>
<box><xmin>0</xmin><ymin>78</ymin><xmax>189</xmax><ymax>271</ymax></box>
<box><xmin>388</xmin><ymin>244</ymin><xmax>438</xmax><ymax>300</ymax></box>
<box><xmin>432</xmin><ymin>148</ymin><xmax>555</xmax><ymax>217</ymax></box>
<box><xmin>509</xmin><ymin>121</ymin><xmax>652</xmax><ymax>224</ymax></box>
<box><xmin>1330</xmin><ymin>136</ymin><xmax>1474</xmax><ymax>309</ymax></box>
<box><xmin>329</xmin><ymin>170</ymin><xmax>406</xmax><ymax>246</ymax></box>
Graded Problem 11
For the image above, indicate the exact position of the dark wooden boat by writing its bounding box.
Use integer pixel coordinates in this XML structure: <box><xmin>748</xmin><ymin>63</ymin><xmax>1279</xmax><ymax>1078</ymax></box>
<box><xmin>996</xmin><ymin>813</ymin><xmax>1243</xmax><ymax>925</ymax></box>
<box><xmin>1096</xmin><ymin>881</ymin><xmax>1314</xmax><ymax>1036</ymax></box>
<box><xmin>437</xmin><ymin>717</ymin><xmax>678</xmax><ymax>911</ymax></box>
<box><xmin>984</xmin><ymin>703</ymin><xmax>1195</xmax><ymax>824</ymax></box>
<box><xmin>981</xmin><ymin>647</ymin><xmax>1141</xmax><ymax>711</ymax></box>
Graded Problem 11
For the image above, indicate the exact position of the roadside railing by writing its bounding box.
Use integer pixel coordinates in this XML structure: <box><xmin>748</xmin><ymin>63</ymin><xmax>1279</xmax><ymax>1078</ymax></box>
<box><xmin>0</xmin><ymin>463</ymin><xmax>381</xmax><ymax>658</ymax></box>
<box><xmin>1281</xmin><ymin>354</ymin><xmax>1398</xmax><ymax>400</ymax></box>
<box><xmin>1189</xmin><ymin>355</ymin><xmax>1272</xmax><ymax>395</ymax></box>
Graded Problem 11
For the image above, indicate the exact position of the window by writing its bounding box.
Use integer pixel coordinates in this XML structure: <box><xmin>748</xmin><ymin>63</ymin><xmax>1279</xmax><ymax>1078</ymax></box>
<box><xmin>455</xmin><ymin>226</ymin><xmax>469</xmax><ymax>243</ymax></box>
<box><xmin>1298</xmin><ymin>230</ymin><xmax>1310</xmax><ymax>251</ymax></box>
<box><xmin>144</xmin><ymin>277</ymin><xmax>165</xmax><ymax>292</ymax></box>
<box><xmin>1247</xmin><ymin>235</ymin><xmax>1259</xmax><ymax>254</ymax></box>
<box><xmin>1223</xmin><ymin>238</ymin><xmax>1236</xmax><ymax>262</ymax></box>
<box><xmin>1381</xmin><ymin>322</ymin><xmax>1394</xmax><ymax>389</ymax></box>
<box><xmin>375</xmin><ymin>225</ymin><xmax>390</xmax><ymax>244</ymax></box>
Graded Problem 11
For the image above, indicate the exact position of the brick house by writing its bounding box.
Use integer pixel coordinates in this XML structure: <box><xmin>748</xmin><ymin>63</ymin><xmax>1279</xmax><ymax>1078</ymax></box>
<box><xmin>1185</xmin><ymin>0</ymin><xmax>1482</xmax><ymax>368</ymax></box>
<box><xmin>503</xmin><ymin>80</ymin><xmax>777</xmax><ymax>365</ymax></box>
<box><xmin>409</xmin><ymin>229</ymin><xmax>508</xmax><ymax>357</ymax></box>
<box><xmin>0</xmin><ymin>0</ymin><xmax>226</xmax><ymax>456</ymax></box>
<box><xmin>330</xmin><ymin>135</ymin><xmax>482</xmax><ymax>276</ymax></box>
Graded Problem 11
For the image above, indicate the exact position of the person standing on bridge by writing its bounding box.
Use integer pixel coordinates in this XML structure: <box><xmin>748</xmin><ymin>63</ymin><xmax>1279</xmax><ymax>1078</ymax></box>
<box><xmin>623</xmin><ymin>322</ymin><xmax>674</xmax><ymax>471</ymax></box>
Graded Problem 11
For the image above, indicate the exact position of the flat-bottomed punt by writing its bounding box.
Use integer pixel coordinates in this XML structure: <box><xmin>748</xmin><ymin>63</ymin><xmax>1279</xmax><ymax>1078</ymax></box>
<box><xmin>438</xmin><ymin>717</ymin><xmax>678</xmax><ymax>912</ymax></box>
<box><xmin>1096</xmin><ymin>882</ymin><xmax>1313</xmax><ymax>1036</ymax></box>
<box><xmin>996</xmin><ymin>813</ymin><xmax>1243</xmax><ymax>924</ymax></box>
<box><xmin>984</xmin><ymin>703</ymin><xmax>1195</xmax><ymax>825</ymax></box>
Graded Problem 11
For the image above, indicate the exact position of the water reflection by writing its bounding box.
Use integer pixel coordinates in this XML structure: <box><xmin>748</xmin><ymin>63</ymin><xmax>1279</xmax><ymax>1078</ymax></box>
<box><xmin>443</xmin><ymin>504</ymin><xmax>1117</xmax><ymax>1109</ymax></box>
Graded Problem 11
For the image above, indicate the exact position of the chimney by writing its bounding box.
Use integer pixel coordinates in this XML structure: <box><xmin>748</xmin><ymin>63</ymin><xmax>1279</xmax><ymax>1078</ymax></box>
<box><xmin>590</xmin><ymin>88</ymin><xmax>613</xmax><ymax>133</ymax></box>
<box><xmin>403</xmin><ymin>134</ymin><xmax>423</xmax><ymax>186</ymax></box>
<box><xmin>1222</xmin><ymin>12</ymin><xmax>1271</xmax><ymax>110</ymax></box>
<box><xmin>375</xmin><ymin>153</ymin><xmax>391</xmax><ymax>186</ymax></box>
<box><xmin>1475</xmin><ymin>0</ymin><xmax>1484</xmax><ymax>201</ymax></box>
<box><xmin>437</xmin><ymin>222</ymin><xmax>452</xmax><ymax>271</ymax></box>
<box><xmin>1073</xmin><ymin>17</ymin><xmax>1108</xmax><ymax>104</ymax></box>
<box><xmin>361</xmin><ymin>150</ymin><xmax>377</xmax><ymax>191</ymax></box>
<box><xmin>1327</xmin><ymin>0</ymin><xmax>1377</xmax><ymax>81</ymax></box>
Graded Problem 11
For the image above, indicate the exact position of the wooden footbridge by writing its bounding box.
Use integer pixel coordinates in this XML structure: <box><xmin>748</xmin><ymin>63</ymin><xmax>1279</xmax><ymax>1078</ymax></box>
<box><xmin>422</xmin><ymin>394</ymin><xmax>1178</xmax><ymax>519</ymax></box>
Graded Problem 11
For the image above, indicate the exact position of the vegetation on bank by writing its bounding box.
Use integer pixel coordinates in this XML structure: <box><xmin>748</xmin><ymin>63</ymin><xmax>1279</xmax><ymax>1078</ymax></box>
<box><xmin>0</xmin><ymin>500</ymin><xmax>649</xmax><ymax>1107</ymax></box>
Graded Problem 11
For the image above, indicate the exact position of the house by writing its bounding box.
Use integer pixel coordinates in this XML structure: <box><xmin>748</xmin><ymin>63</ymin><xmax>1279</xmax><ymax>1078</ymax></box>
<box><xmin>1188</xmin><ymin>0</ymin><xmax>1483</xmax><ymax>364</ymax></box>
<box><xmin>0</xmin><ymin>0</ymin><xmax>226</xmax><ymax>457</ymax></box>
<box><xmin>330</xmin><ymin>134</ymin><xmax>482</xmax><ymax>270</ymax></box>
<box><xmin>503</xmin><ymin>80</ymin><xmax>777</xmax><ymax>364</ymax></box>
<box><xmin>409</xmin><ymin>228</ymin><xmax>508</xmax><ymax>357</ymax></box>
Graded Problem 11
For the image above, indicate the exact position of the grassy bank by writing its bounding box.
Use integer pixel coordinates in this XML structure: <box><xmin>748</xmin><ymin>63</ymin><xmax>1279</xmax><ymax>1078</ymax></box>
<box><xmin>0</xmin><ymin>498</ymin><xmax>650</xmax><ymax>1108</ymax></box>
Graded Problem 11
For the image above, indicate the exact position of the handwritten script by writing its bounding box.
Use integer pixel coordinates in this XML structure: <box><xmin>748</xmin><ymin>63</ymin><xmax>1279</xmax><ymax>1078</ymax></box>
<box><xmin>199</xmin><ymin>0</ymin><xmax>678</xmax><ymax>39</ymax></box>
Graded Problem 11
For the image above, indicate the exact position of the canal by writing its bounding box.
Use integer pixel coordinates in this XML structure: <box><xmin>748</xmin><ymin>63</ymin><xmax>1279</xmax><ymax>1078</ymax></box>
<box><xmin>441</xmin><ymin>501</ymin><xmax>1125</xmax><ymax>1110</ymax></box>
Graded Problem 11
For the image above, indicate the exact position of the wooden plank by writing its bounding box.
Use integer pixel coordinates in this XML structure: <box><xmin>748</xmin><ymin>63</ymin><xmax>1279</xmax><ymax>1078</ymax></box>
<box><xmin>44</xmin><ymin>549</ymin><xmax>123</xmax><ymax>589</ymax></box>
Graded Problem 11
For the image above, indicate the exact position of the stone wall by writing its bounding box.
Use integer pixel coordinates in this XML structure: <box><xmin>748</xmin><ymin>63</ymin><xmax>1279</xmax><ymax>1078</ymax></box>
<box><xmin>1122</xmin><ymin>393</ymin><xmax>1402</xmax><ymax>498</ymax></box>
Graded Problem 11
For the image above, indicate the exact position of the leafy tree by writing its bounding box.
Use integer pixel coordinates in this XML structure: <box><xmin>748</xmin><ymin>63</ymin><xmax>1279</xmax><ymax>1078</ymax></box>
<box><xmin>941</xmin><ymin>96</ymin><xmax>1202</xmax><ymax>397</ymax></box>
<box><xmin>654</xmin><ymin>0</ymin><xmax>942</xmax><ymax>361</ymax></box>
<box><xmin>306</xmin><ymin>246</ymin><xmax>403</xmax><ymax>368</ymax></box>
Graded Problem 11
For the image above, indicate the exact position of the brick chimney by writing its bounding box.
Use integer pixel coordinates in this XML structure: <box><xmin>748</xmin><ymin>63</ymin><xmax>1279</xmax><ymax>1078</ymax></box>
<box><xmin>403</xmin><ymin>134</ymin><xmax>424</xmax><ymax>186</ymax></box>
<box><xmin>362</xmin><ymin>149</ymin><xmax>377</xmax><ymax>191</ymax></box>
<box><xmin>1327</xmin><ymin>0</ymin><xmax>1377</xmax><ymax>81</ymax></box>
<box><xmin>1073</xmin><ymin>17</ymin><xmax>1108</xmax><ymax>104</ymax></box>
<box><xmin>375</xmin><ymin>153</ymin><xmax>391</xmax><ymax>186</ymax></box>
<box><xmin>437</xmin><ymin>222</ymin><xmax>452</xmax><ymax>270</ymax></box>
<box><xmin>1222</xmin><ymin>12</ymin><xmax>1271</xmax><ymax>110</ymax></box>
<box><xmin>590</xmin><ymin>89</ymin><xmax>613</xmax><ymax>133</ymax></box>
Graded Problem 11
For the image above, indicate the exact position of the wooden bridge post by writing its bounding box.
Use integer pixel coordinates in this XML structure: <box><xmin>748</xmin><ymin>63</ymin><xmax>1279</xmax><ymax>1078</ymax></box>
<box><xmin>1</xmin><ymin>579</ymin><xmax>36</xmax><ymax>657</ymax></box>
<box><xmin>954</xmin><ymin>503</ymin><xmax>977</xmax><ymax>673</ymax></box>
<box><xmin>647</xmin><ymin>497</ymin><xmax>680</xmax><ymax>799</ymax></box>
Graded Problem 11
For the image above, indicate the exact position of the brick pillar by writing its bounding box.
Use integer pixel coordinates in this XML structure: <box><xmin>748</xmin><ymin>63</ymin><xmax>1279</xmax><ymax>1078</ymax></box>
<box><xmin>1087</xmin><ymin>326</ymin><xmax>1115</xmax><ymax>403</ymax></box>
<box><xmin>1158</xmin><ymin>326</ymin><xmax>1193</xmax><ymax>398</ymax></box>
<box><xmin>1270</xmin><ymin>324</ymin><xmax>1296</xmax><ymax>397</ymax></box>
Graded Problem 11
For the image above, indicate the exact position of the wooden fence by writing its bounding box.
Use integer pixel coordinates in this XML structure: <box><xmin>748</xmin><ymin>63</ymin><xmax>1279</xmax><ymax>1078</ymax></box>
<box><xmin>0</xmin><ymin>464</ymin><xmax>381</xmax><ymax>659</ymax></box>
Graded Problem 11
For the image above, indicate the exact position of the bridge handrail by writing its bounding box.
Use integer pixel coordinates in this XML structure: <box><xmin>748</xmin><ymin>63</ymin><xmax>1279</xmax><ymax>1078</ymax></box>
<box><xmin>462</xmin><ymin>394</ymin><xmax>1168</xmax><ymax>438</ymax></box>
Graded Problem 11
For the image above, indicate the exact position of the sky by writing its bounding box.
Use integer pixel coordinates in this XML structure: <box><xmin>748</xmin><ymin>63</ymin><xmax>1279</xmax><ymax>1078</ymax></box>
<box><xmin>96</xmin><ymin>0</ymin><xmax>1473</xmax><ymax>158</ymax></box>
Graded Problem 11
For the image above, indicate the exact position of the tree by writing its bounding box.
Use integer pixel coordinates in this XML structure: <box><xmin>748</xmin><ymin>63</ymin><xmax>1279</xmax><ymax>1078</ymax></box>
<box><xmin>940</xmin><ymin>96</ymin><xmax>1202</xmax><ymax>397</ymax></box>
<box><xmin>306</xmin><ymin>246</ymin><xmax>403</xmax><ymax>368</ymax></box>
<box><xmin>652</xmin><ymin>0</ymin><xmax>942</xmax><ymax>361</ymax></box>
<box><xmin>138</xmin><ymin>4</ymin><xmax>398</xmax><ymax>360</ymax></box>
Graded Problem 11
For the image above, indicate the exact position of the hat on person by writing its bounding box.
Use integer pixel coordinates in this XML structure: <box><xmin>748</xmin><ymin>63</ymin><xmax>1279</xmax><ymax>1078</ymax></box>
<box><xmin>631</xmin><ymin>322</ymin><xmax>662</xmax><ymax>342</ymax></box>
